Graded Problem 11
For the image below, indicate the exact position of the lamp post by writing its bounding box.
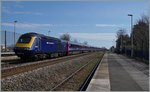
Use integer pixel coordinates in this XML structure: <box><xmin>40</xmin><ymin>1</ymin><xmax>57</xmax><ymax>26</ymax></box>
<box><xmin>14</xmin><ymin>20</ymin><xmax>17</xmax><ymax>46</ymax></box>
<box><xmin>128</xmin><ymin>14</ymin><xmax>133</xmax><ymax>57</ymax></box>
<box><xmin>5</xmin><ymin>30</ymin><xmax>7</xmax><ymax>52</ymax></box>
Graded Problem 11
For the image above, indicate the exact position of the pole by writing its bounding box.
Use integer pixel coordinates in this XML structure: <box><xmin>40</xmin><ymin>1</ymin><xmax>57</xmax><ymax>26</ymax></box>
<box><xmin>128</xmin><ymin>14</ymin><xmax>133</xmax><ymax>57</ymax></box>
<box><xmin>14</xmin><ymin>21</ymin><xmax>17</xmax><ymax>46</ymax></box>
<box><xmin>131</xmin><ymin>15</ymin><xmax>134</xmax><ymax>57</ymax></box>
<box><xmin>5</xmin><ymin>30</ymin><xmax>7</xmax><ymax>52</ymax></box>
<box><xmin>14</xmin><ymin>22</ymin><xmax>15</xmax><ymax>46</ymax></box>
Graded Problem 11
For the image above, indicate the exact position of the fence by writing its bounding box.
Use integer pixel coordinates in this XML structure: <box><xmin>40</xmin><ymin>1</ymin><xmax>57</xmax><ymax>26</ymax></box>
<box><xmin>1</xmin><ymin>30</ymin><xmax>22</xmax><ymax>52</ymax></box>
<box><xmin>115</xmin><ymin>47</ymin><xmax>149</xmax><ymax>63</ymax></box>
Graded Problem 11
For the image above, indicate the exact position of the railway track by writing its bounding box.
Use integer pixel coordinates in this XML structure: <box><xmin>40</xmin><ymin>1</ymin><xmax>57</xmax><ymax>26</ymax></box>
<box><xmin>1</xmin><ymin>53</ymin><xmax>90</xmax><ymax>69</ymax></box>
<box><xmin>49</xmin><ymin>53</ymin><xmax>104</xmax><ymax>91</ymax></box>
<box><xmin>2</xmin><ymin>52</ymin><xmax>104</xmax><ymax>91</ymax></box>
<box><xmin>1</xmin><ymin>52</ymin><xmax>95</xmax><ymax>79</ymax></box>
<box><xmin>1</xmin><ymin>52</ymin><xmax>92</xmax><ymax>68</ymax></box>
<box><xmin>79</xmin><ymin>57</ymin><xmax>102</xmax><ymax>91</ymax></box>
<box><xmin>1</xmin><ymin>52</ymin><xmax>15</xmax><ymax>57</ymax></box>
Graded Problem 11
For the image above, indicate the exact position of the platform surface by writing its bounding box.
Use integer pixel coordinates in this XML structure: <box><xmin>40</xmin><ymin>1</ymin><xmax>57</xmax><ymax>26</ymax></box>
<box><xmin>86</xmin><ymin>53</ymin><xmax>149</xmax><ymax>91</ymax></box>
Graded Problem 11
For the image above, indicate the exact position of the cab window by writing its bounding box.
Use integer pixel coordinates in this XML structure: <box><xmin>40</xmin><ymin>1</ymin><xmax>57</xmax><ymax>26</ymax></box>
<box><xmin>18</xmin><ymin>36</ymin><xmax>31</xmax><ymax>43</ymax></box>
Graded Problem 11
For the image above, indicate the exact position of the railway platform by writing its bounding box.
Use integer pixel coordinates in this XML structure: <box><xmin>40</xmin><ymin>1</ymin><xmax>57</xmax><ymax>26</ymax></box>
<box><xmin>86</xmin><ymin>53</ymin><xmax>149</xmax><ymax>91</ymax></box>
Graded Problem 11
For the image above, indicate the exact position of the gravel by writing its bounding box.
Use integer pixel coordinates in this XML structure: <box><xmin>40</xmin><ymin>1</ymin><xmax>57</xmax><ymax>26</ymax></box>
<box><xmin>1</xmin><ymin>53</ymin><xmax>100</xmax><ymax>91</ymax></box>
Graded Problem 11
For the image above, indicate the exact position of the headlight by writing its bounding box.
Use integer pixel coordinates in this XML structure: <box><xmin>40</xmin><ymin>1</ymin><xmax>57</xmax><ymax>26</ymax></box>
<box><xmin>23</xmin><ymin>47</ymin><xmax>30</xmax><ymax>50</ymax></box>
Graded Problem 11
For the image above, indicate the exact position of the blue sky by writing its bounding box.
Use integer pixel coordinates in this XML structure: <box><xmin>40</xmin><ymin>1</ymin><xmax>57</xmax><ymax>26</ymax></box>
<box><xmin>1</xmin><ymin>0</ymin><xmax>149</xmax><ymax>48</ymax></box>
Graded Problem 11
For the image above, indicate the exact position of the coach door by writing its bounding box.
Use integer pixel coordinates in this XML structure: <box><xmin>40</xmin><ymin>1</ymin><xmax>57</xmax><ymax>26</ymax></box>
<box><xmin>58</xmin><ymin>40</ymin><xmax>61</xmax><ymax>52</ymax></box>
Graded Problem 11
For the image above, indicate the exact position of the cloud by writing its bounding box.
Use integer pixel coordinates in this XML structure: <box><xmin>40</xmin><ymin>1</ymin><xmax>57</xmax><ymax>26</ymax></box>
<box><xmin>96</xmin><ymin>24</ymin><xmax>125</xmax><ymax>27</ymax></box>
<box><xmin>2</xmin><ymin>23</ymin><xmax>51</xmax><ymax>29</ymax></box>
<box><xmin>13</xmin><ymin>11</ymin><xmax>43</xmax><ymax>15</ymax></box>
<box><xmin>2</xmin><ymin>7</ymin><xmax>42</xmax><ymax>15</ymax></box>
<box><xmin>60</xmin><ymin>33</ymin><xmax>116</xmax><ymax>41</ymax></box>
<box><xmin>13</xmin><ymin>11</ymin><xmax>42</xmax><ymax>15</ymax></box>
<box><xmin>14</xmin><ymin>4</ymin><xmax>24</xmax><ymax>8</ymax></box>
<box><xmin>2</xmin><ymin>22</ymin><xmax>87</xmax><ymax>29</ymax></box>
<box><xmin>2</xmin><ymin>22</ymin><xmax>124</xmax><ymax>33</ymax></box>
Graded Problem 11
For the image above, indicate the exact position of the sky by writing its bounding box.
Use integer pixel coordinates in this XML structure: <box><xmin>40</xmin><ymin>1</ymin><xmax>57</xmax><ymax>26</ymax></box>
<box><xmin>1</xmin><ymin>0</ymin><xmax>149</xmax><ymax>49</ymax></box>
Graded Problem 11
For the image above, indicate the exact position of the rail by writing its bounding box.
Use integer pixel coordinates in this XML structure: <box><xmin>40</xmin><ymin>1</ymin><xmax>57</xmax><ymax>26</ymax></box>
<box><xmin>50</xmin><ymin>61</ymin><xmax>91</xmax><ymax>91</ymax></box>
<box><xmin>79</xmin><ymin>59</ymin><xmax>102</xmax><ymax>91</ymax></box>
<box><xmin>1</xmin><ymin>52</ymin><xmax>15</xmax><ymax>56</ymax></box>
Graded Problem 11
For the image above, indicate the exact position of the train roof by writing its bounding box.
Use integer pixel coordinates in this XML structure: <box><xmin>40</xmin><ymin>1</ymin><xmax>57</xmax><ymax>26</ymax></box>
<box><xmin>22</xmin><ymin>32</ymin><xmax>60</xmax><ymax>41</ymax></box>
<box><xmin>22</xmin><ymin>32</ymin><xmax>100</xmax><ymax>48</ymax></box>
<box><xmin>61</xmin><ymin>40</ymin><xmax>90</xmax><ymax>47</ymax></box>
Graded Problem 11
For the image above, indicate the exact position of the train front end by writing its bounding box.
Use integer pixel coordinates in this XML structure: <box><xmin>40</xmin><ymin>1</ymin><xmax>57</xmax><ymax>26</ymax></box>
<box><xmin>14</xmin><ymin>33</ymin><xmax>37</xmax><ymax>59</ymax></box>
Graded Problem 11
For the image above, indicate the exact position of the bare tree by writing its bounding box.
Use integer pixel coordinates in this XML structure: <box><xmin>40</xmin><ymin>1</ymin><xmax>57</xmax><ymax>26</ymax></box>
<box><xmin>133</xmin><ymin>15</ymin><xmax>149</xmax><ymax>60</ymax></box>
<box><xmin>115</xmin><ymin>28</ymin><xmax>128</xmax><ymax>54</ymax></box>
<box><xmin>83</xmin><ymin>41</ymin><xmax>88</xmax><ymax>45</ymax></box>
<box><xmin>115</xmin><ymin>14</ymin><xmax>149</xmax><ymax>61</ymax></box>
<box><xmin>60</xmin><ymin>33</ymin><xmax>71</xmax><ymax>41</ymax></box>
<box><xmin>73</xmin><ymin>39</ymin><xmax>78</xmax><ymax>43</ymax></box>
<box><xmin>116</xmin><ymin>28</ymin><xmax>126</xmax><ymax>38</ymax></box>
<box><xmin>140</xmin><ymin>14</ymin><xmax>149</xmax><ymax>24</ymax></box>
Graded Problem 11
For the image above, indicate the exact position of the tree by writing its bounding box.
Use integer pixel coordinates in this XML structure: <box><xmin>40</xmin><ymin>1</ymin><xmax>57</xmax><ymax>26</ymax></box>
<box><xmin>60</xmin><ymin>33</ymin><xmax>71</xmax><ymax>41</ymax></box>
<box><xmin>115</xmin><ymin>28</ymin><xmax>129</xmax><ymax>54</ymax></box>
<box><xmin>133</xmin><ymin>15</ymin><xmax>149</xmax><ymax>60</ymax></box>
<box><xmin>116</xmin><ymin>28</ymin><xmax>126</xmax><ymax>38</ymax></box>
<box><xmin>83</xmin><ymin>41</ymin><xmax>88</xmax><ymax>45</ymax></box>
<box><xmin>115</xmin><ymin>14</ymin><xmax>149</xmax><ymax>60</ymax></box>
<box><xmin>73</xmin><ymin>39</ymin><xmax>78</xmax><ymax>43</ymax></box>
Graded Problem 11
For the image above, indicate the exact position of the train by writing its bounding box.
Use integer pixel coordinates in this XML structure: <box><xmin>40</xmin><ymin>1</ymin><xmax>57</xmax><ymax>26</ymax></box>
<box><xmin>14</xmin><ymin>32</ymin><xmax>101</xmax><ymax>60</ymax></box>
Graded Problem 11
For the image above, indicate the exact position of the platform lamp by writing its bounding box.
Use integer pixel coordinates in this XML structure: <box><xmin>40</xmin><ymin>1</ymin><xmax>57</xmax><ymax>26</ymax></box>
<box><xmin>128</xmin><ymin>14</ymin><xmax>133</xmax><ymax>57</ymax></box>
